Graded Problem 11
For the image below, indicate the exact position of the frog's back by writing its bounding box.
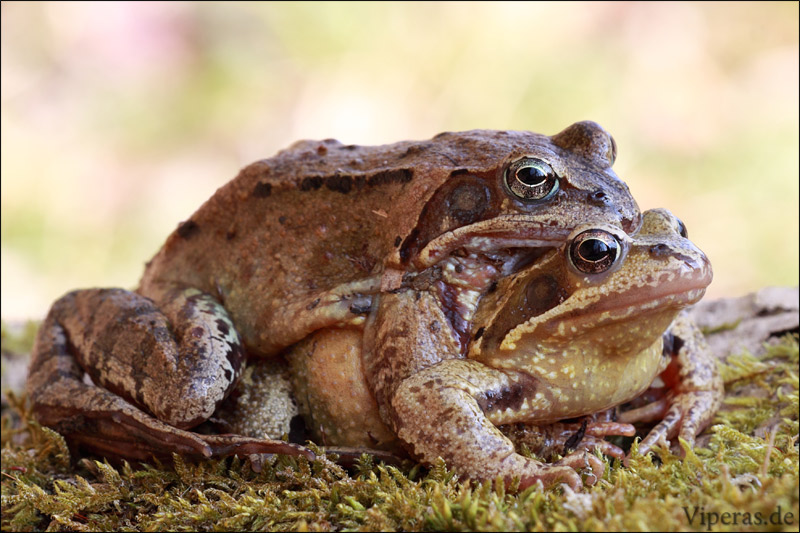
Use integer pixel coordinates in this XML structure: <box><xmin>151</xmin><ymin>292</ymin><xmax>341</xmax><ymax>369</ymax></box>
<box><xmin>137</xmin><ymin>129</ymin><xmax>591</xmax><ymax>353</ymax></box>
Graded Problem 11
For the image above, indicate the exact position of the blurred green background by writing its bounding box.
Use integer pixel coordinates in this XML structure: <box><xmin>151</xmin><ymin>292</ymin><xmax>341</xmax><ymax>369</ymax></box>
<box><xmin>1</xmin><ymin>2</ymin><xmax>798</xmax><ymax>320</ymax></box>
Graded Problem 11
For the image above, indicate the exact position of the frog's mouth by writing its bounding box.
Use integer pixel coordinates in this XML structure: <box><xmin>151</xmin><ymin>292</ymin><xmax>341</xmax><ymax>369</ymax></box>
<box><xmin>596</xmin><ymin>286</ymin><xmax>707</xmax><ymax>320</ymax></box>
<box><xmin>559</xmin><ymin>281</ymin><xmax>710</xmax><ymax>336</ymax></box>
<box><xmin>413</xmin><ymin>216</ymin><xmax>573</xmax><ymax>269</ymax></box>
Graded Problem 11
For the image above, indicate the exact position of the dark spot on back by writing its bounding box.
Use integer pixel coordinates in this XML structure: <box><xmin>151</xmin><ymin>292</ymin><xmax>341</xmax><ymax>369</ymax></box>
<box><xmin>325</xmin><ymin>174</ymin><xmax>353</xmax><ymax>194</ymax></box>
<box><xmin>367</xmin><ymin>169</ymin><xmax>413</xmax><ymax>187</ymax></box>
<box><xmin>278</xmin><ymin>216</ymin><xmax>287</xmax><ymax>225</ymax></box>
<box><xmin>177</xmin><ymin>220</ymin><xmax>200</xmax><ymax>239</ymax></box>
<box><xmin>394</xmin><ymin>236</ymin><xmax>402</xmax><ymax>247</ymax></box>
<box><xmin>300</xmin><ymin>176</ymin><xmax>324</xmax><ymax>191</ymax></box>
<box><xmin>342</xmin><ymin>144</ymin><xmax>359</xmax><ymax>151</ymax></box>
<box><xmin>450</xmin><ymin>168</ymin><xmax>471</xmax><ymax>177</ymax></box>
<box><xmin>474</xmin><ymin>326</ymin><xmax>485</xmax><ymax>340</ymax></box>
<box><xmin>252</xmin><ymin>182</ymin><xmax>272</xmax><ymax>198</ymax></box>
<box><xmin>306</xmin><ymin>298</ymin><xmax>320</xmax><ymax>310</ymax></box>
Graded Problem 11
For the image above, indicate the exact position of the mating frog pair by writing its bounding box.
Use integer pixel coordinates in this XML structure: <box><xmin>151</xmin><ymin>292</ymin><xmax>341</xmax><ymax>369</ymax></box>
<box><xmin>26</xmin><ymin>122</ymin><xmax>721</xmax><ymax>490</ymax></box>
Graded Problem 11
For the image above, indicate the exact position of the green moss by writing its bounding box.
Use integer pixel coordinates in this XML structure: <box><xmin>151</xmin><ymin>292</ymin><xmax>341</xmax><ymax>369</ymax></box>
<box><xmin>1</xmin><ymin>321</ymin><xmax>39</xmax><ymax>357</ymax></box>
<box><xmin>3</xmin><ymin>335</ymin><xmax>798</xmax><ymax>531</ymax></box>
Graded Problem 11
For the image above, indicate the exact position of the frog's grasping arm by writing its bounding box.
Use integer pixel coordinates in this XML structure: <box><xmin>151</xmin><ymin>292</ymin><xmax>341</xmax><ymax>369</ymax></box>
<box><xmin>619</xmin><ymin>311</ymin><xmax>723</xmax><ymax>455</ymax></box>
<box><xmin>390</xmin><ymin>360</ymin><xmax>605</xmax><ymax>490</ymax></box>
<box><xmin>364</xmin><ymin>289</ymin><xmax>604</xmax><ymax>490</ymax></box>
<box><xmin>26</xmin><ymin>287</ymin><xmax>313</xmax><ymax>462</ymax></box>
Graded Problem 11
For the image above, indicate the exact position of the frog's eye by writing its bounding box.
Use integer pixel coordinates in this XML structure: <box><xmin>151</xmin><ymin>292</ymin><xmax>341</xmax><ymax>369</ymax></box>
<box><xmin>675</xmin><ymin>218</ymin><xmax>688</xmax><ymax>239</ymax></box>
<box><xmin>569</xmin><ymin>229</ymin><xmax>620</xmax><ymax>274</ymax></box>
<box><xmin>504</xmin><ymin>158</ymin><xmax>559</xmax><ymax>202</ymax></box>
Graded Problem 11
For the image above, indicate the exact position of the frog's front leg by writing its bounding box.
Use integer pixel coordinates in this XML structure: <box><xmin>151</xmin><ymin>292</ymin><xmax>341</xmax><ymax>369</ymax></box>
<box><xmin>26</xmin><ymin>287</ymin><xmax>312</xmax><ymax>462</ymax></box>
<box><xmin>364</xmin><ymin>289</ymin><xmax>602</xmax><ymax>491</ymax></box>
<box><xmin>620</xmin><ymin>311</ymin><xmax>723</xmax><ymax>455</ymax></box>
<box><xmin>391</xmin><ymin>360</ymin><xmax>604</xmax><ymax>490</ymax></box>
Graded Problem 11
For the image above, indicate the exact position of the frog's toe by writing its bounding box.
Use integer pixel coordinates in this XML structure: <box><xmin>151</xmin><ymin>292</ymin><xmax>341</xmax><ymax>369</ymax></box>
<box><xmin>554</xmin><ymin>451</ymin><xmax>605</xmax><ymax>487</ymax></box>
<box><xmin>197</xmin><ymin>434</ymin><xmax>316</xmax><ymax>461</ymax></box>
<box><xmin>636</xmin><ymin>419</ymin><xmax>675</xmax><ymax>457</ymax></box>
<box><xmin>585</xmin><ymin>421</ymin><xmax>637</xmax><ymax>438</ymax></box>
<box><xmin>494</xmin><ymin>453</ymin><xmax>581</xmax><ymax>491</ymax></box>
<box><xmin>634</xmin><ymin>388</ymin><xmax>720</xmax><ymax>456</ymax></box>
<box><xmin>514</xmin><ymin>451</ymin><xmax>604</xmax><ymax>491</ymax></box>
<box><xmin>575</xmin><ymin>437</ymin><xmax>626</xmax><ymax>462</ymax></box>
<box><xmin>561</xmin><ymin>422</ymin><xmax>633</xmax><ymax>461</ymax></box>
<box><xmin>681</xmin><ymin>389</ymin><xmax>721</xmax><ymax>437</ymax></box>
<box><xmin>618</xmin><ymin>397</ymin><xmax>670</xmax><ymax>425</ymax></box>
<box><xmin>634</xmin><ymin>400</ymin><xmax>687</xmax><ymax>457</ymax></box>
<box><xmin>516</xmin><ymin>462</ymin><xmax>583</xmax><ymax>492</ymax></box>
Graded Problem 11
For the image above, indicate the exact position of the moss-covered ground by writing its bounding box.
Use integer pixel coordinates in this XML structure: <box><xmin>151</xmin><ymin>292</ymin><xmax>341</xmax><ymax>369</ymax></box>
<box><xmin>2</xmin><ymin>326</ymin><xmax>797</xmax><ymax>532</ymax></box>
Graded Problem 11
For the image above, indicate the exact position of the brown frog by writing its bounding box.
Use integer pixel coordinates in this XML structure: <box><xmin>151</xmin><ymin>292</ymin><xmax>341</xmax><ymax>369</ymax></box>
<box><xmin>26</xmin><ymin>122</ymin><xmax>640</xmax><ymax>465</ymax></box>
<box><xmin>282</xmin><ymin>208</ymin><xmax>721</xmax><ymax>490</ymax></box>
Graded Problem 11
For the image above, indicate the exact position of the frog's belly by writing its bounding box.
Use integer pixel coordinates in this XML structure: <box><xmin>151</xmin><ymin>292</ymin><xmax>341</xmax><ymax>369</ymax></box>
<box><xmin>542</xmin><ymin>337</ymin><xmax>664</xmax><ymax>420</ymax></box>
<box><xmin>488</xmin><ymin>336</ymin><xmax>665</xmax><ymax>426</ymax></box>
<box><xmin>286</xmin><ymin>327</ymin><xmax>403</xmax><ymax>452</ymax></box>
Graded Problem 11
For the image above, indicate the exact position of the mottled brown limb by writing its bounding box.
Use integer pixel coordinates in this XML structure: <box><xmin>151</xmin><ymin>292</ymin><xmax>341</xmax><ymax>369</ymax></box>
<box><xmin>196</xmin><ymin>434</ymin><xmax>315</xmax><ymax>460</ymax></box>
<box><xmin>26</xmin><ymin>287</ymin><xmax>262</xmax><ymax>462</ymax></box>
<box><xmin>389</xmin><ymin>360</ymin><xmax>594</xmax><ymax>491</ymax></box>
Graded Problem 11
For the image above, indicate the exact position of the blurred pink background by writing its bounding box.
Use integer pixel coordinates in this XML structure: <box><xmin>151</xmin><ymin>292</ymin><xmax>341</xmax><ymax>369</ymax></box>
<box><xmin>2</xmin><ymin>2</ymin><xmax>798</xmax><ymax>320</ymax></box>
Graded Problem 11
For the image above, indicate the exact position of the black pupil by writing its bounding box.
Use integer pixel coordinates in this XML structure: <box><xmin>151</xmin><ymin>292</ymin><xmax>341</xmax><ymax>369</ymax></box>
<box><xmin>677</xmin><ymin>220</ymin><xmax>688</xmax><ymax>238</ymax></box>
<box><xmin>579</xmin><ymin>239</ymin><xmax>611</xmax><ymax>262</ymax></box>
<box><xmin>516</xmin><ymin>165</ymin><xmax>547</xmax><ymax>186</ymax></box>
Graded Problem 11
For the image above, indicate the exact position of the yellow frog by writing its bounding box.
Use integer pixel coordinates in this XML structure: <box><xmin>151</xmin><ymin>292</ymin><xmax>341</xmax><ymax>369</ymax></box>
<box><xmin>286</xmin><ymin>209</ymin><xmax>721</xmax><ymax>490</ymax></box>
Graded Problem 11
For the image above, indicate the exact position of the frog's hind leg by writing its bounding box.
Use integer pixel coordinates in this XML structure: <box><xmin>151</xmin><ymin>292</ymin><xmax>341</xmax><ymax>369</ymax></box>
<box><xmin>26</xmin><ymin>288</ymin><xmax>313</xmax><ymax>462</ymax></box>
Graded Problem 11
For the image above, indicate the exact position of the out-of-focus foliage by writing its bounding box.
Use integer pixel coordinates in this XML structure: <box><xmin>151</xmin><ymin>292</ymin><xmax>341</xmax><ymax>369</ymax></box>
<box><xmin>2</xmin><ymin>2</ymin><xmax>798</xmax><ymax>319</ymax></box>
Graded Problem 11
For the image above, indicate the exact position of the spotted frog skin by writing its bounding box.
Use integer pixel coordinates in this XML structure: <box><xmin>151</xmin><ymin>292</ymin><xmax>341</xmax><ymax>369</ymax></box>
<box><xmin>26</xmin><ymin>122</ymin><xmax>641</xmax><ymax>466</ymax></box>
<box><xmin>285</xmin><ymin>208</ymin><xmax>721</xmax><ymax>490</ymax></box>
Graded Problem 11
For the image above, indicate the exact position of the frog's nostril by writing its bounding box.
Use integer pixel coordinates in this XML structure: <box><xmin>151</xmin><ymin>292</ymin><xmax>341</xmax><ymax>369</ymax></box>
<box><xmin>589</xmin><ymin>189</ymin><xmax>609</xmax><ymax>205</ymax></box>
<box><xmin>649</xmin><ymin>243</ymin><xmax>672</xmax><ymax>257</ymax></box>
